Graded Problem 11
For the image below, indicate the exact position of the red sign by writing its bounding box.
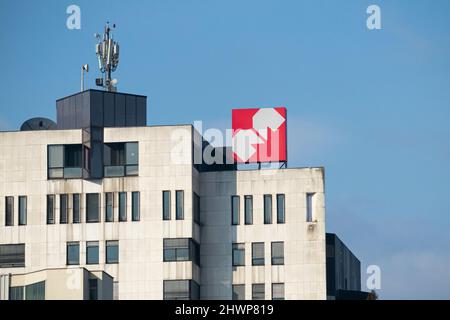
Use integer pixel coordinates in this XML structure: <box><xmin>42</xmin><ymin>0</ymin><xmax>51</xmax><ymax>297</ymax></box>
<box><xmin>232</xmin><ymin>107</ymin><xmax>287</xmax><ymax>163</ymax></box>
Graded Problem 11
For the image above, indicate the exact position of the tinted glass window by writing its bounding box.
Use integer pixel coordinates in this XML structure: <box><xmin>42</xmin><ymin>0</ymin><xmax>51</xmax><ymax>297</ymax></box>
<box><xmin>105</xmin><ymin>192</ymin><xmax>114</xmax><ymax>222</ymax></box>
<box><xmin>86</xmin><ymin>241</ymin><xmax>99</xmax><ymax>264</ymax></box>
<box><xmin>86</xmin><ymin>193</ymin><xmax>100</xmax><ymax>222</ymax></box>
<box><xmin>175</xmin><ymin>191</ymin><xmax>184</xmax><ymax>220</ymax></box>
<box><xmin>231</xmin><ymin>196</ymin><xmax>239</xmax><ymax>225</ymax></box>
<box><xmin>232</xmin><ymin>284</ymin><xmax>245</xmax><ymax>300</ymax></box>
<box><xmin>245</xmin><ymin>195</ymin><xmax>253</xmax><ymax>225</ymax></box>
<box><xmin>106</xmin><ymin>241</ymin><xmax>119</xmax><ymax>263</ymax></box>
<box><xmin>19</xmin><ymin>196</ymin><xmax>27</xmax><ymax>226</ymax></box>
<box><xmin>277</xmin><ymin>194</ymin><xmax>285</xmax><ymax>223</ymax></box>
<box><xmin>132</xmin><ymin>192</ymin><xmax>140</xmax><ymax>221</ymax></box>
<box><xmin>119</xmin><ymin>192</ymin><xmax>127</xmax><ymax>221</ymax></box>
<box><xmin>163</xmin><ymin>191</ymin><xmax>171</xmax><ymax>220</ymax></box>
<box><xmin>232</xmin><ymin>243</ymin><xmax>245</xmax><ymax>266</ymax></box>
<box><xmin>252</xmin><ymin>243</ymin><xmax>265</xmax><ymax>266</ymax></box>
<box><xmin>5</xmin><ymin>196</ymin><xmax>14</xmax><ymax>226</ymax></box>
<box><xmin>60</xmin><ymin>194</ymin><xmax>68</xmax><ymax>224</ymax></box>
<box><xmin>73</xmin><ymin>194</ymin><xmax>80</xmax><ymax>223</ymax></box>
<box><xmin>67</xmin><ymin>242</ymin><xmax>80</xmax><ymax>265</ymax></box>
<box><xmin>264</xmin><ymin>195</ymin><xmax>272</xmax><ymax>224</ymax></box>
<box><xmin>47</xmin><ymin>195</ymin><xmax>55</xmax><ymax>224</ymax></box>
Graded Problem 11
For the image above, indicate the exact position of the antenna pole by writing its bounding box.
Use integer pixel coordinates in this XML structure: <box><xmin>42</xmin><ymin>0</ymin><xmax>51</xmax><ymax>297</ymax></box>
<box><xmin>81</xmin><ymin>67</ymin><xmax>84</xmax><ymax>92</ymax></box>
<box><xmin>95</xmin><ymin>22</ymin><xmax>120</xmax><ymax>92</ymax></box>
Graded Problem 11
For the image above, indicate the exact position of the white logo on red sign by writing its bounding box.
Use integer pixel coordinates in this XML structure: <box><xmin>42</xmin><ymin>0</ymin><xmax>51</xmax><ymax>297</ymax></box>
<box><xmin>232</xmin><ymin>107</ymin><xmax>287</xmax><ymax>163</ymax></box>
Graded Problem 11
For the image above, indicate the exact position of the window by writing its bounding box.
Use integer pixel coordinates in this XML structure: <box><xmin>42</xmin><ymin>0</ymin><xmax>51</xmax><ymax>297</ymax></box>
<box><xmin>89</xmin><ymin>278</ymin><xmax>98</xmax><ymax>300</ymax></box>
<box><xmin>67</xmin><ymin>242</ymin><xmax>80</xmax><ymax>265</ymax></box>
<box><xmin>73</xmin><ymin>194</ymin><xmax>81</xmax><ymax>223</ymax></box>
<box><xmin>264</xmin><ymin>195</ymin><xmax>272</xmax><ymax>224</ymax></box>
<box><xmin>175</xmin><ymin>190</ymin><xmax>184</xmax><ymax>220</ymax></box>
<box><xmin>119</xmin><ymin>192</ymin><xmax>127</xmax><ymax>222</ymax></box>
<box><xmin>86</xmin><ymin>193</ymin><xmax>100</xmax><ymax>223</ymax></box>
<box><xmin>106</xmin><ymin>241</ymin><xmax>119</xmax><ymax>264</ymax></box>
<box><xmin>86</xmin><ymin>241</ymin><xmax>99</xmax><ymax>264</ymax></box>
<box><xmin>0</xmin><ymin>244</ymin><xmax>25</xmax><ymax>268</ymax></box>
<box><xmin>252</xmin><ymin>242</ymin><xmax>265</xmax><ymax>266</ymax></box>
<box><xmin>18</xmin><ymin>196</ymin><xmax>27</xmax><ymax>226</ymax></box>
<box><xmin>60</xmin><ymin>194</ymin><xmax>68</xmax><ymax>224</ymax></box>
<box><xmin>244</xmin><ymin>195</ymin><xmax>253</xmax><ymax>225</ymax></box>
<box><xmin>9</xmin><ymin>286</ymin><xmax>24</xmax><ymax>300</ymax></box>
<box><xmin>306</xmin><ymin>193</ymin><xmax>314</xmax><ymax>222</ymax></box>
<box><xmin>252</xmin><ymin>284</ymin><xmax>265</xmax><ymax>300</ymax></box>
<box><xmin>271</xmin><ymin>242</ymin><xmax>284</xmax><ymax>265</ymax></box>
<box><xmin>104</xmin><ymin>142</ymin><xmax>139</xmax><ymax>177</ymax></box>
<box><xmin>231</xmin><ymin>196</ymin><xmax>240</xmax><ymax>225</ymax></box>
<box><xmin>162</xmin><ymin>191</ymin><xmax>171</xmax><ymax>220</ymax></box>
<box><xmin>163</xmin><ymin>280</ymin><xmax>199</xmax><ymax>300</ymax></box>
<box><xmin>25</xmin><ymin>281</ymin><xmax>45</xmax><ymax>300</ymax></box>
<box><xmin>163</xmin><ymin>238</ymin><xmax>200</xmax><ymax>265</ymax></box>
<box><xmin>5</xmin><ymin>196</ymin><xmax>14</xmax><ymax>226</ymax></box>
<box><xmin>132</xmin><ymin>192</ymin><xmax>140</xmax><ymax>221</ymax></box>
<box><xmin>193</xmin><ymin>192</ymin><xmax>200</xmax><ymax>224</ymax></box>
<box><xmin>277</xmin><ymin>194</ymin><xmax>285</xmax><ymax>224</ymax></box>
<box><xmin>47</xmin><ymin>195</ymin><xmax>55</xmax><ymax>224</ymax></box>
<box><xmin>232</xmin><ymin>243</ymin><xmax>245</xmax><ymax>266</ymax></box>
<box><xmin>232</xmin><ymin>285</ymin><xmax>245</xmax><ymax>300</ymax></box>
<box><xmin>48</xmin><ymin>144</ymin><xmax>82</xmax><ymax>179</ymax></box>
<box><xmin>105</xmin><ymin>193</ymin><xmax>114</xmax><ymax>222</ymax></box>
<box><xmin>272</xmin><ymin>283</ymin><xmax>285</xmax><ymax>300</ymax></box>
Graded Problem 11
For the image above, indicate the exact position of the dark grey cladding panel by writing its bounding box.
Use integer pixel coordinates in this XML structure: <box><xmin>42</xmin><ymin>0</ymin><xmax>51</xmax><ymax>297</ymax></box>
<box><xmin>56</xmin><ymin>90</ymin><xmax>147</xmax><ymax>129</ymax></box>
<box><xmin>115</xmin><ymin>94</ymin><xmax>126</xmax><ymax>127</ymax></box>
<box><xmin>90</xmin><ymin>90</ymin><xmax>104</xmax><ymax>127</ymax></box>
<box><xmin>136</xmin><ymin>96</ymin><xmax>147</xmax><ymax>126</ymax></box>
<box><xmin>103</xmin><ymin>92</ymin><xmax>115</xmax><ymax>127</ymax></box>
<box><xmin>125</xmin><ymin>95</ymin><xmax>137</xmax><ymax>126</ymax></box>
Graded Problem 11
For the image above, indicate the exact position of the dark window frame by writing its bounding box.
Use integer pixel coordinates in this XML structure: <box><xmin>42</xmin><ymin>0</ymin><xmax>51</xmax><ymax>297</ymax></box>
<box><xmin>47</xmin><ymin>144</ymin><xmax>83</xmax><ymax>179</ymax></box>
<box><xmin>252</xmin><ymin>284</ymin><xmax>265</xmax><ymax>300</ymax></box>
<box><xmin>66</xmin><ymin>242</ymin><xmax>80</xmax><ymax>265</ymax></box>
<box><xmin>271</xmin><ymin>241</ymin><xmax>284</xmax><ymax>265</ymax></box>
<box><xmin>105</xmin><ymin>192</ymin><xmax>114</xmax><ymax>222</ymax></box>
<box><xmin>5</xmin><ymin>196</ymin><xmax>14</xmax><ymax>226</ymax></box>
<box><xmin>163</xmin><ymin>191</ymin><xmax>171</xmax><ymax>220</ymax></box>
<box><xmin>103</xmin><ymin>142</ymin><xmax>139</xmax><ymax>177</ymax></box>
<box><xmin>231</xmin><ymin>195</ymin><xmax>240</xmax><ymax>225</ymax></box>
<box><xmin>60</xmin><ymin>194</ymin><xmax>68</xmax><ymax>224</ymax></box>
<box><xmin>264</xmin><ymin>194</ymin><xmax>272</xmax><ymax>224</ymax></box>
<box><xmin>86</xmin><ymin>241</ymin><xmax>99</xmax><ymax>265</ymax></box>
<box><xmin>163</xmin><ymin>238</ymin><xmax>200</xmax><ymax>266</ymax></box>
<box><xmin>73</xmin><ymin>194</ymin><xmax>81</xmax><ymax>223</ymax></box>
<box><xmin>252</xmin><ymin>242</ymin><xmax>265</xmax><ymax>266</ymax></box>
<box><xmin>86</xmin><ymin>193</ymin><xmax>100</xmax><ymax>223</ymax></box>
<box><xmin>193</xmin><ymin>192</ymin><xmax>200</xmax><ymax>224</ymax></box>
<box><xmin>232</xmin><ymin>284</ymin><xmax>245</xmax><ymax>300</ymax></box>
<box><xmin>175</xmin><ymin>190</ymin><xmax>184</xmax><ymax>220</ymax></box>
<box><xmin>18</xmin><ymin>196</ymin><xmax>27</xmax><ymax>226</ymax></box>
<box><xmin>244</xmin><ymin>195</ymin><xmax>253</xmax><ymax>225</ymax></box>
<box><xmin>232</xmin><ymin>243</ymin><xmax>245</xmax><ymax>267</ymax></box>
<box><xmin>47</xmin><ymin>195</ymin><xmax>55</xmax><ymax>224</ymax></box>
<box><xmin>0</xmin><ymin>244</ymin><xmax>25</xmax><ymax>268</ymax></box>
<box><xmin>119</xmin><ymin>192</ymin><xmax>127</xmax><ymax>222</ymax></box>
<box><xmin>272</xmin><ymin>283</ymin><xmax>285</xmax><ymax>300</ymax></box>
<box><xmin>132</xmin><ymin>191</ymin><xmax>140</xmax><ymax>221</ymax></box>
<box><xmin>277</xmin><ymin>194</ymin><xmax>286</xmax><ymax>224</ymax></box>
<box><xmin>106</xmin><ymin>240</ymin><xmax>119</xmax><ymax>264</ymax></box>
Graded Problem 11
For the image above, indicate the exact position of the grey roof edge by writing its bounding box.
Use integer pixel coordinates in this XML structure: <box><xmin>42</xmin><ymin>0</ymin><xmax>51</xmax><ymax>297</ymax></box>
<box><xmin>56</xmin><ymin>89</ymin><xmax>147</xmax><ymax>102</ymax></box>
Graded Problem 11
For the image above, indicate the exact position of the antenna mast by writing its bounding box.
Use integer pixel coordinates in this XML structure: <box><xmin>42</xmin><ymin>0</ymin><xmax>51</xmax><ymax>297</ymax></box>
<box><xmin>95</xmin><ymin>22</ymin><xmax>120</xmax><ymax>92</ymax></box>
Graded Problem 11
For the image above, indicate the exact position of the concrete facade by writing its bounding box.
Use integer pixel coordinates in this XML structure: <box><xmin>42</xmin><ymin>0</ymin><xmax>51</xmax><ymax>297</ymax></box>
<box><xmin>0</xmin><ymin>90</ymin><xmax>328</xmax><ymax>300</ymax></box>
<box><xmin>0</xmin><ymin>125</ymin><xmax>326</xmax><ymax>300</ymax></box>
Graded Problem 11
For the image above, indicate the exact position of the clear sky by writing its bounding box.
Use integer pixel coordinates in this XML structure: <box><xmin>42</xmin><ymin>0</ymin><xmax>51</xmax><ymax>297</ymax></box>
<box><xmin>1</xmin><ymin>0</ymin><xmax>449</xmax><ymax>299</ymax></box>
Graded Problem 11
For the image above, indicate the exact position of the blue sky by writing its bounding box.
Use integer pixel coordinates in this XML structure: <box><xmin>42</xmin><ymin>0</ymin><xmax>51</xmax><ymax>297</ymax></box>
<box><xmin>1</xmin><ymin>0</ymin><xmax>450</xmax><ymax>299</ymax></box>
